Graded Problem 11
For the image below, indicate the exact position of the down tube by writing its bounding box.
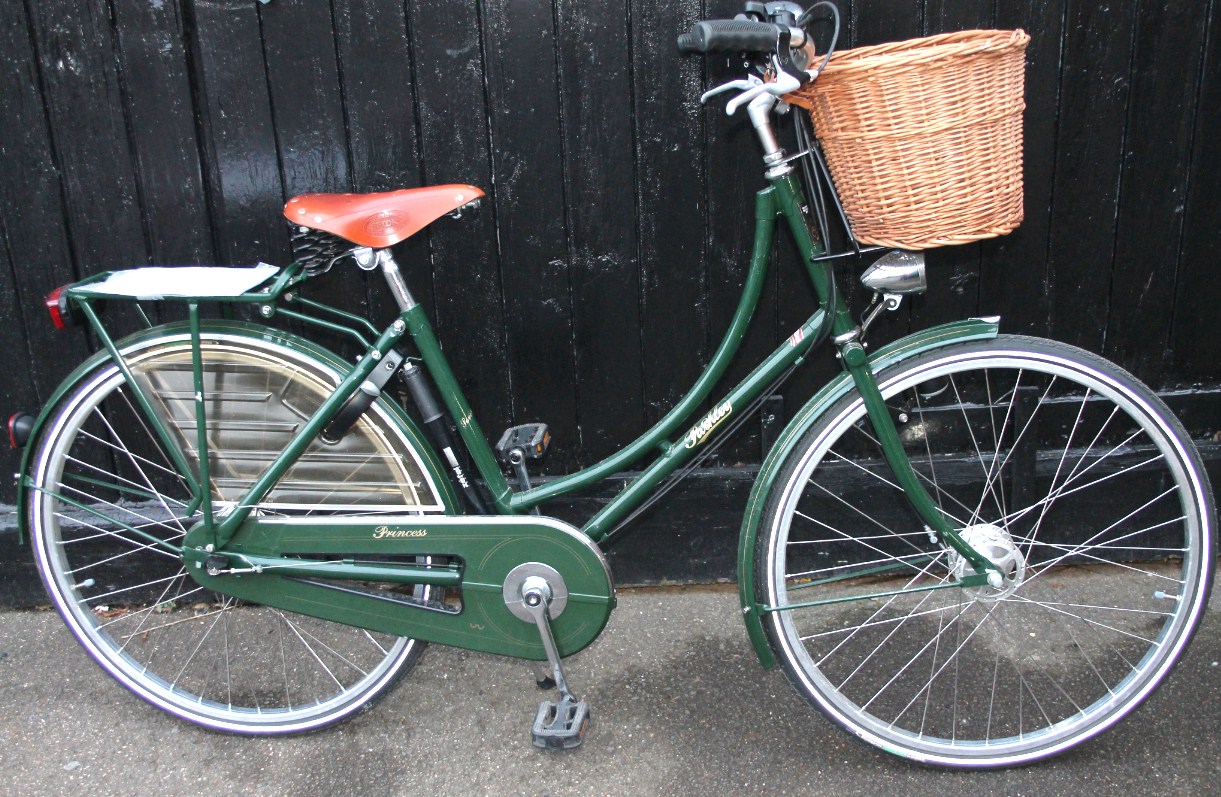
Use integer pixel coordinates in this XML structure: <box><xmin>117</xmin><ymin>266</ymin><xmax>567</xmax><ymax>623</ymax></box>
<box><xmin>581</xmin><ymin>308</ymin><xmax>829</xmax><ymax>543</ymax></box>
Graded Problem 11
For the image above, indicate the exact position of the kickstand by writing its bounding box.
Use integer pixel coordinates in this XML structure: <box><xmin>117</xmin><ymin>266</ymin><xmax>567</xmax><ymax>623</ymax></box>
<box><xmin>529</xmin><ymin>662</ymin><xmax>556</xmax><ymax>690</ymax></box>
<box><xmin>521</xmin><ymin>578</ymin><xmax>590</xmax><ymax>750</ymax></box>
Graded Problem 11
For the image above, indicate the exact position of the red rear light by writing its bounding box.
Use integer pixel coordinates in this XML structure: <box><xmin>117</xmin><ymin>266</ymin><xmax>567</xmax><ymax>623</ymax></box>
<box><xmin>45</xmin><ymin>285</ymin><xmax>71</xmax><ymax>330</ymax></box>
<box><xmin>8</xmin><ymin>413</ymin><xmax>34</xmax><ymax>448</ymax></box>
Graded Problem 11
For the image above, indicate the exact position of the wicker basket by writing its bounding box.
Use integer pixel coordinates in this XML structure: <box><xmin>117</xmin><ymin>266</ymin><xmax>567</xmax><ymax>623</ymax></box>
<box><xmin>786</xmin><ymin>29</ymin><xmax>1030</xmax><ymax>250</ymax></box>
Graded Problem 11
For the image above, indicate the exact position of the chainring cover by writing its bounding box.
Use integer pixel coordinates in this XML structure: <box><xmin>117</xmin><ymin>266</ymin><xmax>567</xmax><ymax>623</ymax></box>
<box><xmin>183</xmin><ymin>514</ymin><xmax>615</xmax><ymax>660</ymax></box>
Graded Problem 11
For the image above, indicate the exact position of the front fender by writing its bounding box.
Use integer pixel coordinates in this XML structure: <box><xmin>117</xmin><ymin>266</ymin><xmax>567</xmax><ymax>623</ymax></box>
<box><xmin>737</xmin><ymin>317</ymin><xmax>1001</xmax><ymax>668</ymax></box>
<box><xmin>15</xmin><ymin>320</ymin><xmax>458</xmax><ymax>545</ymax></box>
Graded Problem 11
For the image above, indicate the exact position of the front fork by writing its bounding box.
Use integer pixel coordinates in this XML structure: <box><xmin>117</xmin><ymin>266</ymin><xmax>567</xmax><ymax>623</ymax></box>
<box><xmin>837</xmin><ymin>335</ymin><xmax>999</xmax><ymax>586</ymax></box>
<box><xmin>754</xmin><ymin>99</ymin><xmax>999</xmax><ymax>585</ymax></box>
<box><xmin>779</xmin><ymin>184</ymin><xmax>997</xmax><ymax>581</ymax></box>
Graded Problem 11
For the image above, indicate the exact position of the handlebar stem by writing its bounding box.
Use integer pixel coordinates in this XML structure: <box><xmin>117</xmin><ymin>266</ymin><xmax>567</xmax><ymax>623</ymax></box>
<box><xmin>746</xmin><ymin>94</ymin><xmax>794</xmax><ymax>178</ymax></box>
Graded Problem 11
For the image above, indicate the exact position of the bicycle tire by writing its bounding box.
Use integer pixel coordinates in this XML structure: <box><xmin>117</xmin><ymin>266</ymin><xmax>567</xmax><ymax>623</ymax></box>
<box><xmin>27</xmin><ymin>329</ymin><xmax>452</xmax><ymax>734</ymax></box>
<box><xmin>756</xmin><ymin>335</ymin><xmax>1215</xmax><ymax>767</ymax></box>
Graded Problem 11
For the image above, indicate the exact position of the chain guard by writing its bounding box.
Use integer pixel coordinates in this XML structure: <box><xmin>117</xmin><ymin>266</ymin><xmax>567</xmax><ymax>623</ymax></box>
<box><xmin>183</xmin><ymin>515</ymin><xmax>615</xmax><ymax>660</ymax></box>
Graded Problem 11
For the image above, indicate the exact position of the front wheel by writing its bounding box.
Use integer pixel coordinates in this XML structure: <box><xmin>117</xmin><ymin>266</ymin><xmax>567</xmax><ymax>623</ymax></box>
<box><xmin>756</xmin><ymin>336</ymin><xmax>1215</xmax><ymax>768</ymax></box>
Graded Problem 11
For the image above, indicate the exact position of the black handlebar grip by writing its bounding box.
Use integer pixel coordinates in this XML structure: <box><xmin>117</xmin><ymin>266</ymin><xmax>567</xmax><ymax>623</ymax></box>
<box><xmin>676</xmin><ymin>20</ymin><xmax>781</xmax><ymax>54</ymax></box>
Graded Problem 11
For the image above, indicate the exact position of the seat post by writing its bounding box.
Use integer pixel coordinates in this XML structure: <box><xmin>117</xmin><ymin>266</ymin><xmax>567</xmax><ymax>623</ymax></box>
<box><xmin>357</xmin><ymin>247</ymin><xmax>417</xmax><ymax>312</ymax></box>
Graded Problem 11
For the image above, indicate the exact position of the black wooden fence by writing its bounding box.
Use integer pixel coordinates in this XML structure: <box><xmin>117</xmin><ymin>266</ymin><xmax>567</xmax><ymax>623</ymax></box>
<box><xmin>2</xmin><ymin>0</ymin><xmax>1219</xmax><ymax>514</ymax></box>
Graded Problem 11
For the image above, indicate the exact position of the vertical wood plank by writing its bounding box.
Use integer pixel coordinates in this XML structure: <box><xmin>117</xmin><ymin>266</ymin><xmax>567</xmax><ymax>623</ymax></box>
<box><xmin>775</xmin><ymin>114</ymin><xmax>835</xmax><ymax>424</ymax></box>
<box><xmin>188</xmin><ymin>0</ymin><xmax>286</xmax><ymax>265</ymax></box>
<box><xmin>855</xmin><ymin>0</ymin><xmax>921</xmax><ymax>47</ymax></box>
<box><xmin>407</xmin><ymin>0</ymin><xmax>512</xmax><ymax>451</ymax></box>
<box><xmin>839</xmin><ymin>1</ymin><xmax>923</xmax><ymax>350</ymax></box>
<box><xmin>909</xmin><ymin>0</ymin><xmax>995</xmax><ymax>331</ymax></box>
<box><xmin>556</xmin><ymin>0</ymin><xmax>644</xmax><ymax>462</ymax></box>
<box><xmin>0</xmin><ymin>223</ymin><xmax>40</xmax><ymax>502</ymax></box>
<box><xmin>258</xmin><ymin>0</ymin><xmax>365</xmax><ymax>326</ymax></box>
<box><xmin>1105</xmin><ymin>2</ymin><xmax>1208</xmax><ymax>386</ymax></box>
<box><xmin>1044</xmin><ymin>0</ymin><xmax>1135</xmax><ymax>353</ymax></box>
<box><xmin>475</xmin><ymin>0</ymin><xmax>577</xmax><ymax>473</ymax></box>
<box><xmin>0</xmin><ymin>1</ymin><xmax>89</xmax><ymax>405</ymax></box>
<box><xmin>985</xmin><ymin>0</ymin><xmax>1065</xmax><ymax>337</ymax></box>
<box><xmin>632</xmin><ymin>0</ymin><xmax>708</xmax><ymax>429</ymax></box>
<box><xmin>332</xmin><ymin>0</ymin><xmax>422</xmax><ymax>192</ymax></box>
<box><xmin>332</xmin><ymin>0</ymin><xmax>430</xmax><ymax>321</ymax></box>
<box><xmin>26</xmin><ymin>0</ymin><xmax>148</xmax><ymax>271</ymax></box>
<box><xmin>259</xmin><ymin>0</ymin><xmax>349</xmax><ymax>197</ymax></box>
<box><xmin>778</xmin><ymin>1</ymin><xmax>858</xmax><ymax>417</ymax></box>
<box><xmin>0</xmin><ymin>229</ymin><xmax>36</xmax><ymax>408</ymax></box>
<box><xmin>1170</xmin><ymin>0</ymin><xmax>1221</xmax><ymax>387</ymax></box>
<box><xmin>701</xmin><ymin>0</ymin><xmax>783</xmax><ymax>464</ymax></box>
<box><xmin>111</xmin><ymin>0</ymin><xmax>213</xmax><ymax>265</ymax></box>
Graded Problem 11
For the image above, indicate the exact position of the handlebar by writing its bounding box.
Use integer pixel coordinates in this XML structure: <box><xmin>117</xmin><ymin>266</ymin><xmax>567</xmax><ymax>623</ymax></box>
<box><xmin>676</xmin><ymin>20</ymin><xmax>785</xmax><ymax>54</ymax></box>
<box><xmin>677</xmin><ymin>2</ymin><xmax>841</xmax><ymax>107</ymax></box>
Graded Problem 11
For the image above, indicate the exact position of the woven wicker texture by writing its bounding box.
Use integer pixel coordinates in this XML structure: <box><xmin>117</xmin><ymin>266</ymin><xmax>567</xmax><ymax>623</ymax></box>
<box><xmin>786</xmin><ymin>29</ymin><xmax>1030</xmax><ymax>250</ymax></box>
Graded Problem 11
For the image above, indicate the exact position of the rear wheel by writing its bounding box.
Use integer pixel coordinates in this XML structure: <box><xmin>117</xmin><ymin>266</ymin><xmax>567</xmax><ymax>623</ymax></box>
<box><xmin>28</xmin><ymin>331</ymin><xmax>450</xmax><ymax>734</ymax></box>
<box><xmin>757</xmin><ymin>336</ymin><xmax>1215</xmax><ymax>767</ymax></box>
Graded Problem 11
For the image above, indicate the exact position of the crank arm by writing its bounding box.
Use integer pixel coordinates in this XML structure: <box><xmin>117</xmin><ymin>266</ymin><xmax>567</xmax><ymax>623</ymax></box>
<box><xmin>519</xmin><ymin>573</ymin><xmax>590</xmax><ymax>749</ymax></box>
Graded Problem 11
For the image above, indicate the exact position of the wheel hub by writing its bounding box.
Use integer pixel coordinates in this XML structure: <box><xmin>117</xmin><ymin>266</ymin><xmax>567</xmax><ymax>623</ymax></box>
<box><xmin>947</xmin><ymin>523</ymin><xmax>1026</xmax><ymax>601</ymax></box>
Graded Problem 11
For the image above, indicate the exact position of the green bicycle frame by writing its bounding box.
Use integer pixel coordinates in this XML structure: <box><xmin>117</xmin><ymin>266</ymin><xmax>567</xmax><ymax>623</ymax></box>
<box><xmin>416</xmin><ymin>176</ymin><xmax>843</xmax><ymax>537</ymax></box>
<box><xmin>398</xmin><ymin>170</ymin><xmax>996</xmax><ymax>578</ymax></box>
<box><xmin>46</xmin><ymin>165</ymin><xmax>996</xmax><ymax>585</ymax></box>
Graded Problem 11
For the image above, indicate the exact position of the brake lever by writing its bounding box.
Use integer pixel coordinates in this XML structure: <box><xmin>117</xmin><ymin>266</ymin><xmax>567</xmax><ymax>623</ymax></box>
<box><xmin>700</xmin><ymin>76</ymin><xmax>764</xmax><ymax>105</ymax></box>
<box><xmin>724</xmin><ymin>70</ymin><xmax>801</xmax><ymax>115</ymax></box>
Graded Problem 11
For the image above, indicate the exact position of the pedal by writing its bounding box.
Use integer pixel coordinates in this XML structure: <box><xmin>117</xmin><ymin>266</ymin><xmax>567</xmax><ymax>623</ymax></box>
<box><xmin>504</xmin><ymin>563</ymin><xmax>591</xmax><ymax>751</ymax></box>
<box><xmin>494</xmin><ymin>423</ymin><xmax>551</xmax><ymax>463</ymax></box>
<box><xmin>532</xmin><ymin>695</ymin><xmax>590</xmax><ymax>750</ymax></box>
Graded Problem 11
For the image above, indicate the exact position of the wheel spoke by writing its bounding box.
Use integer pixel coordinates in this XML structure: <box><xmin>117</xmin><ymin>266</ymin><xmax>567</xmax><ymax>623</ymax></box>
<box><xmin>1018</xmin><ymin>488</ymin><xmax>1184</xmax><ymax>585</ymax></box>
<box><xmin>83</xmin><ymin>570</ymin><xmax>196</xmax><ymax>607</ymax></box>
<box><xmin>864</xmin><ymin>599</ymin><xmax>989</xmax><ymax>716</ymax></box>
<box><xmin>92</xmin><ymin>406</ymin><xmax>190</xmax><ymax>538</ymax></box>
<box><xmin>73</xmin><ymin>429</ymin><xmax>190</xmax><ymax>501</ymax></box>
<box><xmin>789</xmin><ymin>508</ymin><xmax>938</xmax><ymax>579</ymax></box>
<box><xmin>1005</xmin><ymin>593</ymin><xmax>1159</xmax><ymax>646</ymax></box>
<box><xmin>279</xmin><ymin>613</ymin><xmax>349</xmax><ymax>691</ymax></box>
<box><xmin>761</xmin><ymin>339</ymin><xmax>1211</xmax><ymax>766</ymax></box>
<box><xmin>807</xmin><ymin>554</ymin><xmax>952</xmax><ymax>663</ymax></box>
<box><xmin>844</xmin><ymin>424</ymin><xmax>976</xmax><ymax>527</ymax></box>
<box><xmin>998</xmin><ymin>439</ymin><xmax>1160</xmax><ymax>531</ymax></box>
<box><xmin>100</xmin><ymin>585</ymin><xmax>206</xmax><ymax>634</ymax></box>
<box><xmin>171</xmin><ymin>596</ymin><xmax>234</xmax><ymax>689</ymax></box>
<box><xmin>944</xmin><ymin>372</ymin><xmax>1009</xmax><ymax>525</ymax></box>
<box><xmin>115</xmin><ymin>385</ymin><xmax>193</xmax><ymax>493</ymax></box>
<box><xmin>53</xmin><ymin>513</ymin><xmax>183</xmax><ymax>569</ymax></box>
<box><xmin>29</xmin><ymin>338</ymin><xmax>431</xmax><ymax>734</ymax></box>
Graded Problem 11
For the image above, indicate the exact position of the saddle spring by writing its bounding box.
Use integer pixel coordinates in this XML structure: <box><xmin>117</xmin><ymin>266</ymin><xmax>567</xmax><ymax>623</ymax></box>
<box><xmin>289</xmin><ymin>224</ymin><xmax>355</xmax><ymax>277</ymax></box>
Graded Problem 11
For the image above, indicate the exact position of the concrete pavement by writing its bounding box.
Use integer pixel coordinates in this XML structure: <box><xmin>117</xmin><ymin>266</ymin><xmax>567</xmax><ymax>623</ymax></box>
<box><xmin>0</xmin><ymin>584</ymin><xmax>1218</xmax><ymax>797</ymax></box>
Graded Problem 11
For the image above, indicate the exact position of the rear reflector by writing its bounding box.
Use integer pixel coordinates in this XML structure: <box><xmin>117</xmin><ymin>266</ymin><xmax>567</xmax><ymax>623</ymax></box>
<box><xmin>8</xmin><ymin>413</ymin><xmax>34</xmax><ymax>448</ymax></box>
<box><xmin>45</xmin><ymin>285</ymin><xmax>72</xmax><ymax>330</ymax></box>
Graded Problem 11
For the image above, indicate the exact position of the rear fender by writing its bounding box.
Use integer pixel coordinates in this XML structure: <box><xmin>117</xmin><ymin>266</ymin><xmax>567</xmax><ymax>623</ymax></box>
<box><xmin>15</xmin><ymin>320</ymin><xmax>458</xmax><ymax>544</ymax></box>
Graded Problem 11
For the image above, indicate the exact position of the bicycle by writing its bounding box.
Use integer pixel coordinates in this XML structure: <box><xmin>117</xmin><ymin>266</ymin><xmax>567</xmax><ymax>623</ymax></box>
<box><xmin>10</xmin><ymin>1</ymin><xmax>1215</xmax><ymax>770</ymax></box>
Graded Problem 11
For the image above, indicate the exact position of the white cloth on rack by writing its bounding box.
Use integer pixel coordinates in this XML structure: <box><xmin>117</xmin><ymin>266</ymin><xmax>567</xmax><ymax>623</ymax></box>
<box><xmin>84</xmin><ymin>264</ymin><xmax>279</xmax><ymax>299</ymax></box>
